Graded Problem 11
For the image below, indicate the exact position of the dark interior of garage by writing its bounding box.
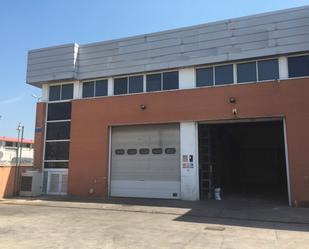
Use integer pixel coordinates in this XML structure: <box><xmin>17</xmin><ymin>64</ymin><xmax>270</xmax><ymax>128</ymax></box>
<box><xmin>198</xmin><ymin>120</ymin><xmax>288</xmax><ymax>204</ymax></box>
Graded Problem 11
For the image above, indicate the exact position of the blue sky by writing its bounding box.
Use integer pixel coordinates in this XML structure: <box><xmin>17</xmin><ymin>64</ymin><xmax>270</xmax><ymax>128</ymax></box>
<box><xmin>1</xmin><ymin>0</ymin><xmax>309</xmax><ymax>139</ymax></box>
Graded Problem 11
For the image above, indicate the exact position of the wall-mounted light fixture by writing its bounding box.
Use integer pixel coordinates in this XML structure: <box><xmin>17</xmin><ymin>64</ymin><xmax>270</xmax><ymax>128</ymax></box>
<box><xmin>229</xmin><ymin>96</ymin><xmax>236</xmax><ymax>104</ymax></box>
<box><xmin>140</xmin><ymin>104</ymin><xmax>146</xmax><ymax>111</ymax></box>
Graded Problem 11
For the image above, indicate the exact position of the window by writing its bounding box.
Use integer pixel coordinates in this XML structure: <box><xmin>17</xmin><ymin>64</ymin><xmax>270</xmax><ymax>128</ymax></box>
<box><xmin>165</xmin><ymin>148</ymin><xmax>176</xmax><ymax>154</ymax></box>
<box><xmin>22</xmin><ymin>143</ymin><xmax>32</xmax><ymax>148</ymax></box>
<box><xmin>114</xmin><ymin>78</ymin><xmax>128</xmax><ymax>95</ymax></box>
<box><xmin>146</xmin><ymin>73</ymin><xmax>161</xmax><ymax>92</ymax></box>
<box><xmin>49</xmin><ymin>84</ymin><xmax>73</xmax><ymax>101</ymax></box>
<box><xmin>61</xmin><ymin>84</ymin><xmax>74</xmax><ymax>100</ymax></box>
<box><xmin>127</xmin><ymin>149</ymin><xmax>137</xmax><ymax>155</ymax></box>
<box><xmin>95</xmin><ymin>80</ymin><xmax>108</xmax><ymax>96</ymax></box>
<box><xmin>5</xmin><ymin>141</ymin><xmax>15</xmax><ymax>147</ymax></box>
<box><xmin>163</xmin><ymin>71</ymin><xmax>178</xmax><ymax>90</ymax></box>
<box><xmin>237</xmin><ymin>62</ymin><xmax>257</xmax><ymax>83</ymax></box>
<box><xmin>129</xmin><ymin>76</ymin><xmax>143</xmax><ymax>93</ymax></box>
<box><xmin>82</xmin><ymin>81</ymin><xmax>95</xmax><ymax>98</ymax></box>
<box><xmin>139</xmin><ymin>148</ymin><xmax>150</xmax><ymax>155</ymax></box>
<box><xmin>46</xmin><ymin>122</ymin><xmax>71</xmax><ymax>140</ymax></box>
<box><xmin>215</xmin><ymin>64</ymin><xmax>234</xmax><ymax>85</ymax></box>
<box><xmin>44</xmin><ymin>162</ymin><xmax>68</xmax><ymax>169</ymax></box>
<box><xmin>82</xmin><ymin>80</ymin><xmax>108</xmax><ymax>98</ymax></box>
<box><xmin>152</xmin><ymin>148</ymin><xmax>163</xmax><ymax>154</ymax></box>
<box><xmin>146</xmin><ymin>71</ymin><xmax>179</xmax><ymax>92</ymax></box>
<box><xmin>49</xmin><ymin>86</ymin><xmax>61</xmax><ymax>101</ymax></box>
<box><xmin>196</xmin><ymin>68</ymin><xmax>213</xmax><ymax>87</ymax></box>
<box><xmin>45</xmin><ymin>102</ymin><xmax>71</xmax><ymax>169</ymax></box>
<box><xmin>115</xmin><ymin>149</ymin><xmax>125</xmax><ymax>155</ymax></box>
<box><xmin>45</xmin><ymin>142</ymin><xmax>70</xmax><ymax>160</ymax></box>
<box><xmin>288</xmin><ymin>55</ymin><xmax>309</xmax><ymax>78</ymax></box>
<box><xmin>258</xmin><ymin>59</ymin><xmax>279</xmax><ymax>81</ymax></box>
<box><xmin>47</xmin><ymin>102</ymin><xmax>71</xmax><ymax>121</ymax></box>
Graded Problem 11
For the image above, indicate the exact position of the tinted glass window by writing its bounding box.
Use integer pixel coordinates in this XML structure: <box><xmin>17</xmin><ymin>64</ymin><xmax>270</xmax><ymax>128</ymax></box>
<box><xmin>237</xmin><ymin>62</ymin><xmax>257</xmax><ymax>83</ymax></box>
<box><xmin>49</xmin><ymin>85</ymin><xmax>61</xmax><ymax>101</ymax></box>
<box><xmin>152</xmin><ymin>148</ymin><xmax>163</xmax><ymax>154</ymax></box>
<box><xmin>47</xmin><ymin>102</ymin><xmax>72</xmax><ymax>121</ymax></box>
<box><xmin>165</xmin><ymin>148</ymin><xmax>176</xmax><ymax>154</ymax></box>
<box><xmin>46</xmin><ymin>122</ymin><xmax>71</xmax><ymax>140</ymax></box>
<box><xmin>61</xmin><ymin>84</ymin><xmax>74</xmax><ymax>100</ymax></box>
<box><xmin>127</xmin><ymin>149</ymin><xmax>137</xmax><ymax>155</ymax></box>
<box><xmin>196</xmin><ymin>68</ymin><xmax>213</xmax><ymax>87</ymax></box>
<box><xmin>114</xmin><ymin>78</ymin><xmax>128</xmax><ymax>95</ymax></box>
<box><xmin>5</xmin><ymin>142</ymin><xmax>14</xmax><ymax>147</ymax></box>
<box><xmin>215</xmin><ymin>65</ymin><xmax>234</xmax><ymax>85</ymax></box>
<box><xmin>146</xmin><ymin>74</ymin><xmax>161</xmax><ymax>92</ymax></box>
<box><xmin>288</xmin><ymin>55</ymin><xmax>309</xmax><ymax>78</ymax></box>
<box><xmin>115</xmin><ymin>149</ymin><xmax>125</xmax><ymax>155</ymax></box>
<box><xmin>129</xmin><ymin>76</ymin><xmax>143</xmax><ymax>93</ymax></box>
<box><xmin>44</xmin><ymin>162</ymin><xmax>68</xmax><ymax>169</ymax></box>
<box><xmin>45</xmin><ymin>142</ymin><xmax>69</xmax><ymax>160</ymax></box>
<box><xmin>139</xmin><ymin>148</ymin><xmax>150</xmax><ymax>155</ymax></box>
<box><xmin>258</xmin><ymin>59</ymin><xmax>279</xmax><ymax>81</ymax></box>
<box><xmin>83</xmin><ymin>81</ymin><xmax>94</xmax><ymax>98</ymax></box>
<box><xmin>95</xmin><ymin>80</ymin><xmax>108</xmax><ymax>96</ymax></box>
<box><xmin>163</xmin><ymin>71</ymin><xmax>179</xmax><ymax>90</ymax></box>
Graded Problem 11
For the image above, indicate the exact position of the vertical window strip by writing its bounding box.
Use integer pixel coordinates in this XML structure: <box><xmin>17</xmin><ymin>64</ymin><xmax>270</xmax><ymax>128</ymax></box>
<box><xmin>44</xmin><ymin>102</ymin><xmax>71</xmax><ymax>169</ymax></box>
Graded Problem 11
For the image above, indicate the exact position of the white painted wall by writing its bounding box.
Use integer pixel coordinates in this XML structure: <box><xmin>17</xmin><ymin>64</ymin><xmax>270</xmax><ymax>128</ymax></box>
<box><xmin>0</xmin><ymin>143</ymin><xmax>34</xmax><ymax>166</ymax></box>
<box><xmin>180</xmin><ymin>122</ymin><xmax>199</xmax><ymax>200</ymax></box>
<box><xmin>41</xmin><ymin>84</ymin><xmax>49</xmax><ymax>102</ymax></box>
<box><xmin>179</xmin><ymin>68</ymin><xmax>195</xmax><ymax>89</ymax></box>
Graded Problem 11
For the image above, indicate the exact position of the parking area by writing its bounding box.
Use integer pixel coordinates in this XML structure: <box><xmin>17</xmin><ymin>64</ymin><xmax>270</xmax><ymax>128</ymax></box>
<box><xmin>0</xmin><ymin>198</ymin><xmax>309</xmax><ymax>249</ymax></box>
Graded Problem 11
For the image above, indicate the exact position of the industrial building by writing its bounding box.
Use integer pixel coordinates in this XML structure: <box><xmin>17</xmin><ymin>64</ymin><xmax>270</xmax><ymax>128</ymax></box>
<box><xmin>26</xmin><ymin>6</ymin><xmax>309</xmax><ymax>206</ymax></box>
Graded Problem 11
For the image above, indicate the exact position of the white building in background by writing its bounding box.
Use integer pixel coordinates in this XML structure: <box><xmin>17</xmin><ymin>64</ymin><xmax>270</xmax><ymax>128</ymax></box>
<box><xmin>0</xmin><ymin>136</ymin><xmax>34</xmax><ymax>166</ymax></box>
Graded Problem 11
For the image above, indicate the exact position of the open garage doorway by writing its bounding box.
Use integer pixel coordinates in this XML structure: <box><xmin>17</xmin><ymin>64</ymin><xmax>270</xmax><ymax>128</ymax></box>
<box><xmin>198</xmin><ymin>119</ymin><xmax>289</xmax><ymax>205</ymax></box>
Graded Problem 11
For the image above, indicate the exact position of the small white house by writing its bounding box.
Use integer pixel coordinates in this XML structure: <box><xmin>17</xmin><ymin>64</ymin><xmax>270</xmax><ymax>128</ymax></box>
<box><xmin>0</xmin><ymin>136</ymin><xmax>34</xmax><ymax>166</ymax></box>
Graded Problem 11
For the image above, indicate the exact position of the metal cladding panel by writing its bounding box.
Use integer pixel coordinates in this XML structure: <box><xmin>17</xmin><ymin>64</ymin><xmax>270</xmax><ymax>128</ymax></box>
<box><xmin>110</xmin><ymin>124</ymin><xmax>180</xmax><ymax>199</ymax></box>
<box><xmin>26</xmin><ymin>6</ymin><xmax>309</xmax><ymax>86</ymax></box>
<box><xmin>26</xmin><ymin>43</ymin><xmax>78</xmax><ymax>86</ymax></box>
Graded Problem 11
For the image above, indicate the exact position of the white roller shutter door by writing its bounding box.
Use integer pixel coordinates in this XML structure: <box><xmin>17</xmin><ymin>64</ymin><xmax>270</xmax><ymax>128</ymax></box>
<box><xmin>110</xmin><ymin>124</ymin><xmax>180</xmax><ymax>199</ymax></box>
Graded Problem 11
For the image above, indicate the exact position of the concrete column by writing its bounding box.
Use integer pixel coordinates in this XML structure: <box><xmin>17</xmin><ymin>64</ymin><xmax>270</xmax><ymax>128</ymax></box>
<box><xmin>108</xmin><ymin>78</ymin><xmax>113</xmax><ymax>96</ymax></box>
<box><xmin>279</xmin><ymin>56</ymin><xmax>289</xmax><ymax>80</ymax></box>
<box><xmin>179</xmin><ymin>68</ymin><xmax>195</xmax><ymax>89</ymax></box>
<box><xmin>41</xmin><ymin>84</ymin><xmax>49</xmax><ymax>102</ymax></box>
<box><xmin>180</xmin><ymin>122</ymin><xmax>199</xmax><ymax>200</ymax></box>
<box><xmin>73</xmin><ymin>81</ymin><xmax>81</xmax><ymax>99</ymax></box>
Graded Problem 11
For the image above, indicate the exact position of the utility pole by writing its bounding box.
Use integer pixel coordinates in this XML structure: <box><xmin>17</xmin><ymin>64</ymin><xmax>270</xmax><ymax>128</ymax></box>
<box><xmin>17</xmin><ymin>125</ymin><xmax>24</xmax><ymax>194</ymax></box>
<box><xmin>13</xmin><ymin>123</ymin><xmax>22</xmax><ymax>196</ymax></box>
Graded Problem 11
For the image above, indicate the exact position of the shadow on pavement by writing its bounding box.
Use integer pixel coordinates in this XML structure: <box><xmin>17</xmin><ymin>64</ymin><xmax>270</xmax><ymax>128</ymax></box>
<box><xmin>4</xmin><ymin>195</ymin><xmax>309</xmax><ymax>232</ymax></box>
